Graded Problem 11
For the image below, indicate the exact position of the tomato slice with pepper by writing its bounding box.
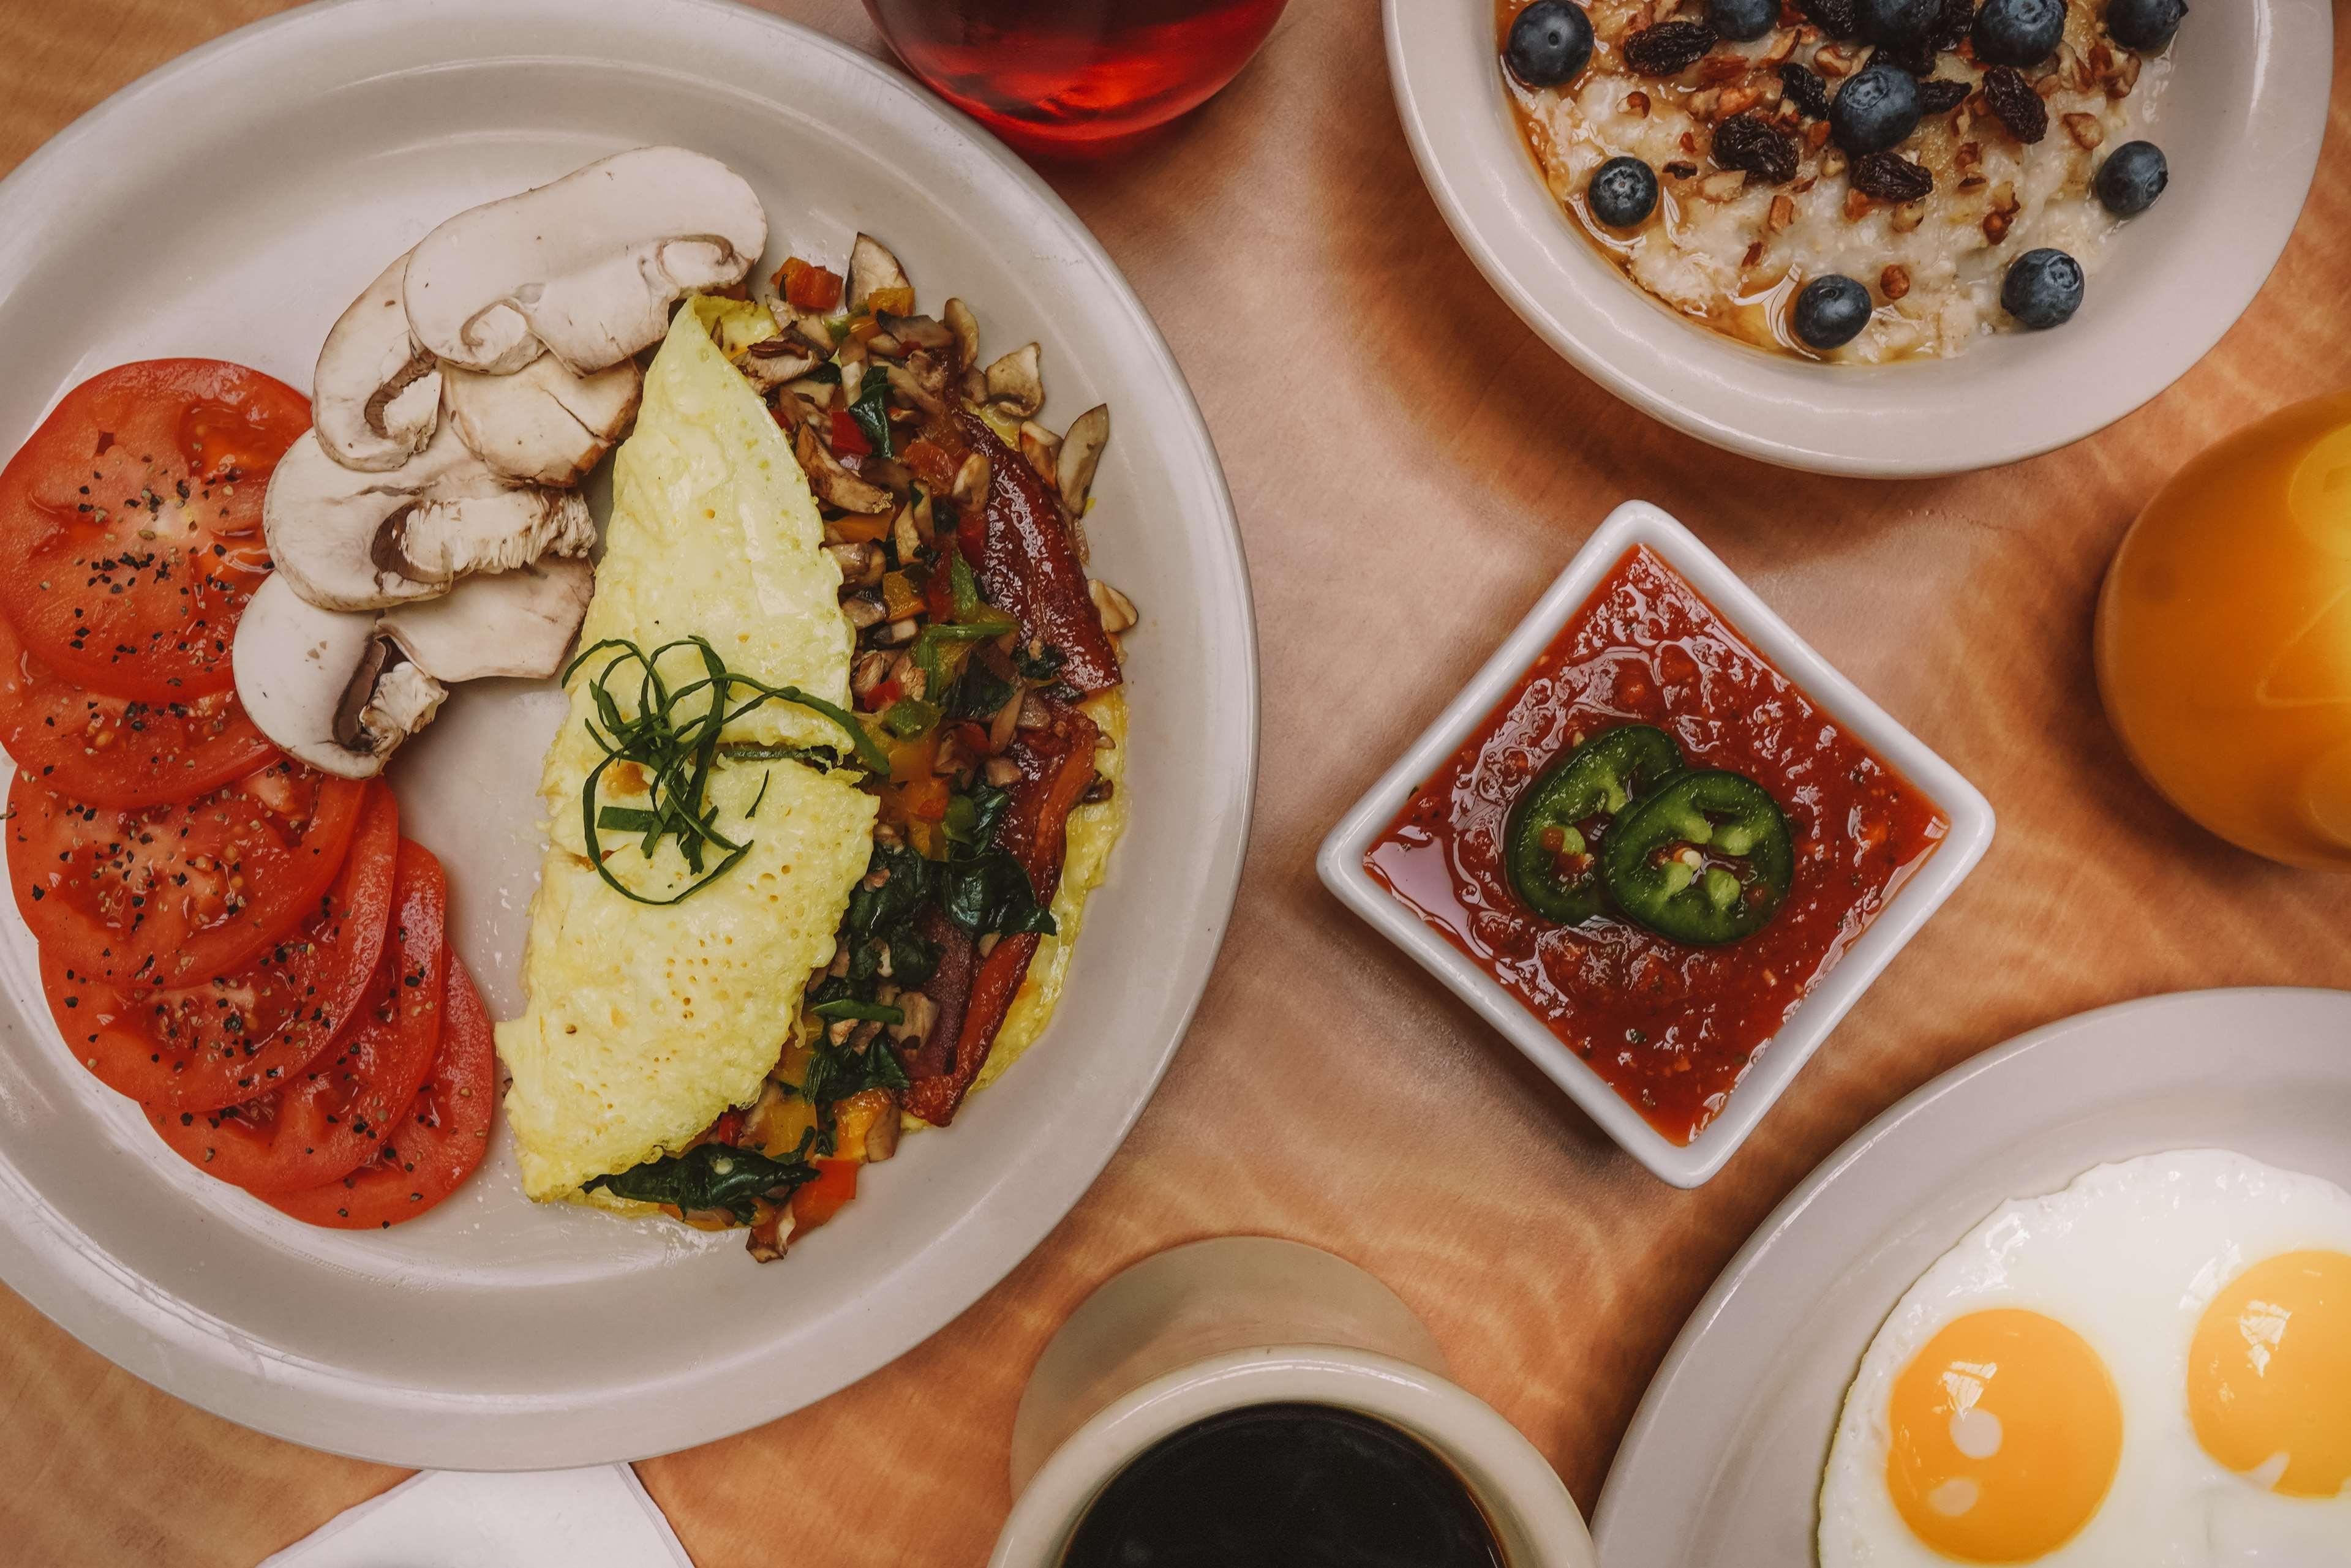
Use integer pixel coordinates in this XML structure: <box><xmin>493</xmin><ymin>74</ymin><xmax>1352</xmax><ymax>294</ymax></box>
<box><xmin>0</xmin><ymin>361</ymin><xmax>309</xmax><ymax>700</ymax></box>
<box><xmin>39</xmin><ymin>782</ymin><xmax>399</xmax><ymax>1109</ymax></box>
<box><xmin>145</xmin><ymin>839</ymin><xmax>447</xmax><ymax>1195</ymax></box>
<box><xmin>264</xmin><ymin>953</ymin><xmax>495</xmax><ymax>1229</ymax></box>
<box><xmin>8</xmin><ymin>758</ymin><xmax>367</xmax><ymax>989</ymax></box>
<box><xmin>0</xmin><ymin>602</ymin><xmax>276</xmax><ymax>808</ymax></box>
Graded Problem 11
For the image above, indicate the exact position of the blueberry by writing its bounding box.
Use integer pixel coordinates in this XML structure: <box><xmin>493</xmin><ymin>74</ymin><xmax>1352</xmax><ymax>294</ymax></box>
<box><xmin>1792</xmin><ymin>274</ymin><xmax>1874</xmax><ymax>350</ymax></box>
<box><xmin>2106</xmin><ymin>0</ymin><xmax>2186</xmax><ymax>51</ymax></box>
<box><xmin>1971</xmin><ymin>0</ymin><xmax>2066</xmax><ymax>66</ymax></box>
<box><xmin>1587</xmin><ymin>157</ymin><xmax>1660</xmax><ymax>227</ymax></box>
<box><xmin>2095</xmin><ymin>140</ymin><xmax>2169</xmax><ymax>216</ymax></box>
<box><xmin>1506</xmin><ymin>1</ymin><xmax>1597</xmax><ymax>87</ymax></box>
<box><xmin>1708</xmin><ymin>0</ymin><xmax>1780</xmax><ymax>42</ymax></box>
<box><xmin>2001</xmin><ymin>247</ymin><xmax>2085</xmax><ymax>329</ymax></box>
<box><xmin>1857</xmin><ymin>0</ymin><xmax>1941</xmax><ymax>43</ymax></box>
<box><xmin>1829</xmin><ymin>59</ymin><xmax>1922</xmax><ymax>153</ymax></box>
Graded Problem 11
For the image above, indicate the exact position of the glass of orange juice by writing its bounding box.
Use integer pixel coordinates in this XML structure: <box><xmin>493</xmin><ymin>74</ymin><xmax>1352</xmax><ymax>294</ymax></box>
<box><xmin>2096</xmin><ymin>391</ymin><xmax>2351</xmax><ymax>870</ymax></box>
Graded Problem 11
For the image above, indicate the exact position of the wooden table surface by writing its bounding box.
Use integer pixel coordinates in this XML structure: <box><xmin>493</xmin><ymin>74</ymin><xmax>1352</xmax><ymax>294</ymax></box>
<box><xmin>4</xmin><ymin>1</ymin><xmax>2349</xmax><ymax>1562</ymax></box>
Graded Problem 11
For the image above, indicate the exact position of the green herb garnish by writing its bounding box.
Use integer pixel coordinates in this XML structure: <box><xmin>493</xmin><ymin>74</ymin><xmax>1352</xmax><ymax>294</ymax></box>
<box><xmin>584</xmin><ymin>1138</ymin><xmax>815</xmax><ymax>1224</ymax></box>
<box><xmin>849</xmin><ymin>373</ymin><xmax>895</xmax><ymax>459</ymax></box>
<box><xmin>565</xmin><ymin>636</ymin><xmax>889</xmax><ymax>907</ymax></box>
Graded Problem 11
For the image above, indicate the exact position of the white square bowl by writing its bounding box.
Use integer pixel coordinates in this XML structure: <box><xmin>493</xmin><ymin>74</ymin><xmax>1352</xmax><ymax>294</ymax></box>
<box><xmin>1315</xmin><ymin>501</ymin><xmax>1994</xmax><ymax>1187</ymax></box>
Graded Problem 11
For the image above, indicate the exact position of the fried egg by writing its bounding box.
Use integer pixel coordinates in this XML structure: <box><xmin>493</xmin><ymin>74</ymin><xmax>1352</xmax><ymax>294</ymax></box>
<box><xmin>1821</xmin><ymin>1149</ymin><xmax>2351</xmax><ymax>1566</ymax></box>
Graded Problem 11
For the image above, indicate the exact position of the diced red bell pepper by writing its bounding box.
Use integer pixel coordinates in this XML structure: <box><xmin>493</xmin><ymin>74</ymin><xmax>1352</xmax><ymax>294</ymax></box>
<box><xmin>781</xmin><ymin>258</ymin><xmax>843</xmax><ymax>312</ymax></box>
<box><xmin>830</xmin><ymin>408</ymin><xmax>871</xmax><ymax>457</ymax></box>
<box><xmin>788</xmin><ymin>1158</ymin><xmax>860</xmax><ymax>1233</ymax></box>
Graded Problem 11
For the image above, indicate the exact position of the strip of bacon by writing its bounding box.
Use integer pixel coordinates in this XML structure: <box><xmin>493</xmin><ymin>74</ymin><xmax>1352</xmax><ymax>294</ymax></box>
<box><xmin>901</xmin><ymin>698</ymin><xmax>1100</xmax><ymax>1125</ymax></box>
<box><xmin>952</xmin><ymin>412</ymin><xmax>1123</xmax><ymax>696</ymax></box>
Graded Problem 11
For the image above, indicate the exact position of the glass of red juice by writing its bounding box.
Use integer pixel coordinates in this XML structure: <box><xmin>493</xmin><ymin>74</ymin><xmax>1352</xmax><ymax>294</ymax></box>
<box><xmin>862</xmin><ymin>0</ymin><xmax>1290</xmax><ymax>152</ymax></box>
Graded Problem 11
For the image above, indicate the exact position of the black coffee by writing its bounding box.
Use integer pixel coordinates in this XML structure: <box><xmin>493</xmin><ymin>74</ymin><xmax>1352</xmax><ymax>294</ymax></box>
<box><xmin>1061</xmin><ymin>1401</ymin><xmax>1506</xmax><ymax>1568</ymax></box>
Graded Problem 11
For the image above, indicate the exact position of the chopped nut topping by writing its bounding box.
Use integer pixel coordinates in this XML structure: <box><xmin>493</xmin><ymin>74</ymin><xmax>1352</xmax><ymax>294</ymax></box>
<box><xmin>1879</xmin><ymin>263</ymin><xmax>1912</xmax><ymax>299</ymax></box>
<box><xmin>2063</xmin><ymin>112</ymin><xmax>2105</xmax><ymax>149</ymax></box>
<box><xmin>1767</xmin><ymin>192</ymin><xmax>1796</xmax><ymax>231</ymax></box>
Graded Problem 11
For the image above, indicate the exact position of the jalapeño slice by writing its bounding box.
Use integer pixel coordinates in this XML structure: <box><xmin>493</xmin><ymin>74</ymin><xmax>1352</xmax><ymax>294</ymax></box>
<box><xmin>1503</xmin><ymin>724</ymin><xmax>1684</xmax><ymax>924</ymax></box>
<box><xmin>1600</xmin><ymin>769</ymin><xmax>1794</xmax><ymax>945</ymax></box>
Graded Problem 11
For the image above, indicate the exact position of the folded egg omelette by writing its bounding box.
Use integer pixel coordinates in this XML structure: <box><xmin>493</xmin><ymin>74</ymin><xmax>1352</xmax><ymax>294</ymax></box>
<box><xmin>495</xmin><ymin>304</ymin><xmax>877</xmax><ymax>1204</ymax></box>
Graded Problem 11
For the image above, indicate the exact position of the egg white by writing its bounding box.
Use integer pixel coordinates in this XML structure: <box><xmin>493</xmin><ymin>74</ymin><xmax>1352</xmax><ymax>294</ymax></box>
<box><xmin>1819</xmin><ymin>1149</ymin><xmax>2351</xmax><ymax>1567</ymax></box>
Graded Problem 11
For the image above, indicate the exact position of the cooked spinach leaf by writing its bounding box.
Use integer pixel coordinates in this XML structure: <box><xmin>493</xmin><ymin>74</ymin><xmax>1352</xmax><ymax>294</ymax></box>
<box><xmin>584</xmin><ymin>1141</ymin><xmax>814</xmax><ymax>1224</ymax></box>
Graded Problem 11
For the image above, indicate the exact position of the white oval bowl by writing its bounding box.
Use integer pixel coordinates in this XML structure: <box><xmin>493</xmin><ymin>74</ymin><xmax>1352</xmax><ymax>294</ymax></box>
<box><xmin>1385</xmin><ymin>0</ymin><xmax>2332</xmax><ymax>477</ymax></box>
<box><xmin>0</xmin><ymin>0</ymin><xmax>1255</xmax><ymax>1469</ymax></box>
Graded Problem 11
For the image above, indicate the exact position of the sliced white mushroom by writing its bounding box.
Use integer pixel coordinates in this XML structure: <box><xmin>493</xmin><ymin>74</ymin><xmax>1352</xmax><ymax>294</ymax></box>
<box><xmin>845</xmin><ymin>233</ymin><xmax>909</xmax><ymax>312</ymax></box>
<box><xmin>1056</xmin><ymin>404</ymin><xmax>1110</xmax><ymax>514</ymax></box>
<box><xmin>404</xmin><ymin>146</ymin><xmax>768</xmax><ymax>375</ymax></box>
<box><xmin>265</xmin><ymin>422</ymin><xmax>595</xmax><ymax>612</ymax></box>
<box><xmin>442</xmin><ymin>355</ymin><xmax>642</xmax><ymax>486</ymax></box>
<box><xmin>232</xmin><ymin>574</ymin><xmax>446</xmax><ymax>779</ymax></box>
<box><xmin>313</xmin><ymin>251</ymin><xmax>442</xmax><ymax>473</ymax></box>
<box><xmin>378</xmin><ymin>558</ymin><xmax>595</xmax><ymax>682</ymax></box>
<box><xmin>983</xmin><ymin>342</ymin><xmax>1044</xmax><ymax>418</ymax></box>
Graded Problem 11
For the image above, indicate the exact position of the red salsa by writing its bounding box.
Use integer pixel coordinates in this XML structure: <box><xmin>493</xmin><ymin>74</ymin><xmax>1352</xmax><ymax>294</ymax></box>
<box><xmin>1364</xmin><ymin>546</ymin><xmax>1948</xmax><ymax>1145</ymax></box>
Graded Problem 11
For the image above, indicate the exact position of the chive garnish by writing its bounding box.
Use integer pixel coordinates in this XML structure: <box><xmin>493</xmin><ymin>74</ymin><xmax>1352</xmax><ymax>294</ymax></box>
<box><xmin>563</xmin><ymin>636</ymin><xmax>889</xmax><ymax>907</ymax></box>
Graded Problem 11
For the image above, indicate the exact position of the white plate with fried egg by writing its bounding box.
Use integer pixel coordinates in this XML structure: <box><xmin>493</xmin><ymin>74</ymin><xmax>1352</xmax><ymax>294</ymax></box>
<box><xmin>1592</xmin><ymin>987</ymin><xmax>2351</xmax><ymax>1566</ymax></box>
<box><xmin>0</xmin><ymin>0</ymin><xmax>1254</xmax><ymax>1468</ymax></box>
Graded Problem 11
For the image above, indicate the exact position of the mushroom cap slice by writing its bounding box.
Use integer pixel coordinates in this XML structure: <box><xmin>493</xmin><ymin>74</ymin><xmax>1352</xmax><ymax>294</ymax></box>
<box><xmin>264</xmin><ymin>422</ymin><xmax>596</xmax><ymax>612</ymax></box>
<box><xmin>232</xmin><ymin>574</ymin><xmax>446</xmax><ymax>779</ymax></box>
<box><xmin>443</xmin><ymin>356</ymin><xmax>642</xmax><ymax>486</ymax></box>
<box><xmin>846</xmin><ymin>233</ymin><xmax>910</xmax><ymax>312</ymax></box>
<box><xmin>404</xmin><ymin>146</ymin><xmax>768</xmax><ymax>375</ymax></box>
<box><xmin>378</xmin><ymin>558</ymin><xmax>595</xmax><ymax>683</ymax></box>
<box><xmin>313</xmin><ymin>250</ymin><xmax>442</xmax><ymax>472</ymax></box>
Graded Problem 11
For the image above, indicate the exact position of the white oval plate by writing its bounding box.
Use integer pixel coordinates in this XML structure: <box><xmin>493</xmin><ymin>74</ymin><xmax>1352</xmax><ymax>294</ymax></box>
<box><xmin>1590</xmin><ymin>988</ymin><xmax>2351</xmax><ymax>1562</ymax></box>
<box><xmin>0</xmin><ymin>0</ymin><xmax>1255</xmax><ymax>1469</ymax></box>
<box><xmin>1385</xmin><ymin>0</ymin><xmax>2332</xmax><ymax>476</ymax></box>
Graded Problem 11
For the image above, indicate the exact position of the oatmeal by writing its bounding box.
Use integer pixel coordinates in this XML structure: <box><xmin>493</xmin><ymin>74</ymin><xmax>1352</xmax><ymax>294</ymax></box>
<box><xmin>1497</xmin><ymin>0</ymin><xmax>2175</xmax><ymax>361</ymax></box>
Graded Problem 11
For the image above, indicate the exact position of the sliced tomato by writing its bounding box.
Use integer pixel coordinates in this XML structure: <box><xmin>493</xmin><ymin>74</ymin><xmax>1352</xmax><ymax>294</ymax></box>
<box><xmin>40</xmin><ymin>783</ymin><xmax>399</xmax><ymax>1109</ymax></box>
<box><xmin>146</xmin><ymin>839</ymin><xmax>447</xmax><ymax>1195</ymax></box>
<box><xmin>8</xmin><ymin>759</ymin><xmax>365</xmax><ymax>988</ymax></box>
<box><xmin>0</xmin><ymin>605</ymin><xmax>275</xmax><ymax>808</ymax></box>
<box><xmin>265</xmin><ymin>954</ymin><xmax>495</xmax><ymax>1229</ymax></box>
<box><xmin>0</xmin><ymin>360</ymin><xmax>307</xmax><ymax>700</ymax></box>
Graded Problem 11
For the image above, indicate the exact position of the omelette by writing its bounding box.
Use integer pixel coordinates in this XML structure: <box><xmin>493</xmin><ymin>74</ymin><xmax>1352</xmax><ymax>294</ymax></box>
<box><xmin>502</xmin><ymin>239</ymin><xmax>1132</xmax><ymax>1255</ymax></box>
<box><xmin>497</xmin><ymin>305</ymin><xmax>876</xmax><ymax>1204</ymax></box>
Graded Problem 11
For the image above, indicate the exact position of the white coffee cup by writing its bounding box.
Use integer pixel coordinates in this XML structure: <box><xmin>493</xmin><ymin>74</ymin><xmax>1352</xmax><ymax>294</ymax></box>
<box><xmin>990</xmin><ymin>1237</ymin><xmax>1597</xmax><ymax>1567</ymax></box>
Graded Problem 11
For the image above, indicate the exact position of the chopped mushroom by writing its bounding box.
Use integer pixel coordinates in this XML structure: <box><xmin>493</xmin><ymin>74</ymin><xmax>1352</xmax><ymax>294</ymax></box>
<box><xmin>404</xmin><ymin>146</ymin><xmax>767</xmax><ymax>375</ymax></box>
<box><xmin>441</xmin><ymin>354</ymin><xmax>642</xmax><ymax>486</ymax></box>
<box><xmin>1055</xmin><ymin>404</ymin><xmax>1110</xmax><ymax>515</ymax></box>
<box><xmin>844</xmin><ymin>233</ymin><xmax>910</xmax><ymax>312</ymax></box>
<box><xmin>1017</xmin><ymin>420</ymin><xmax>1061</xmax><ymax>486</ymax></box>
<box><xmin>231</xmin><ymin>574</ymin><xmax>447</xmax><ymax>779</ymax></box>
<box><xmin>312</xmin><ymin>250</ymin><xmax>442</xmax><ymax>473</ymax></box>
<box><xmin>263</xmin><ymin>422</ymin><xmax>595</xmax><ymax>612</ymax></box>
<box><xmin>982</xmin><ymin>342</ymin><xmax>1044</xmax><ymax>418</ymax></box>
<box><xmin>942</xmin><ymin>297</ymin><xmax>980</xmax><ymax>370</ymax></box>
<box><xmin>792</xmin><ymin>423</ymin><xmax>895</xmax><ymax>514</ymax></box>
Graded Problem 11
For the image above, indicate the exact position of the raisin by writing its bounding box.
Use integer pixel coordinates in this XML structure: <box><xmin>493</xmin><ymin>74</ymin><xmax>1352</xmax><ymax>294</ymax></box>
<box><xmin>1780</xmin><ymin>62</ymin><xmax>1834</xmax><ymax>118</ymax></box>
<box><xmin>1798</xmin><ymin>0</ymin><xmax>1860</xmax><ymax>39</ymax></box>
<box><xmin>1982</xmin><ymin>63</ymin><xmax>2048</xmax><ymax>143</ymax></box>
<box><xmin>1932</xmin><ymin>0</ymin><xmax>1976</xmax><ymax>49</ymax></box>
<box><xmin>1622</xmin><ymin>20</ymin><xmax>1718</xmax><ymax>75</ymax></box>
<box><xmin>1880</xmin><ymin>34</ymin><xmax>1941</xmax><ymax>74</ymax></box>
<box><xmin>1916</xmin><ymin>77</ymin><xmax>1970</xmax><ymax>113</ymax></box>
<box><xmin>1850</xmin><ymin>151</ymin><xmax>1935</xmax><ymax>202</ymax></box>
<box><xmin>1712</xmin><ymin>113</ymin><xmax>1801</xmax><ymax>184</ymax></box>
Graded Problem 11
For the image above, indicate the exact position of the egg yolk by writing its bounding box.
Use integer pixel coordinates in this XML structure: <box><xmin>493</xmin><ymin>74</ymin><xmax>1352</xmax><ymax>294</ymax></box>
<box><xmin>1885</xmin><ymin>1309</ymin><xmax>2124</xmax><ymax>1562</ymax></box>
<box><xmin>2188</xmin><ymin>1250</ymin><xmax>2351</xmax><ymax>1497</ymax></box>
